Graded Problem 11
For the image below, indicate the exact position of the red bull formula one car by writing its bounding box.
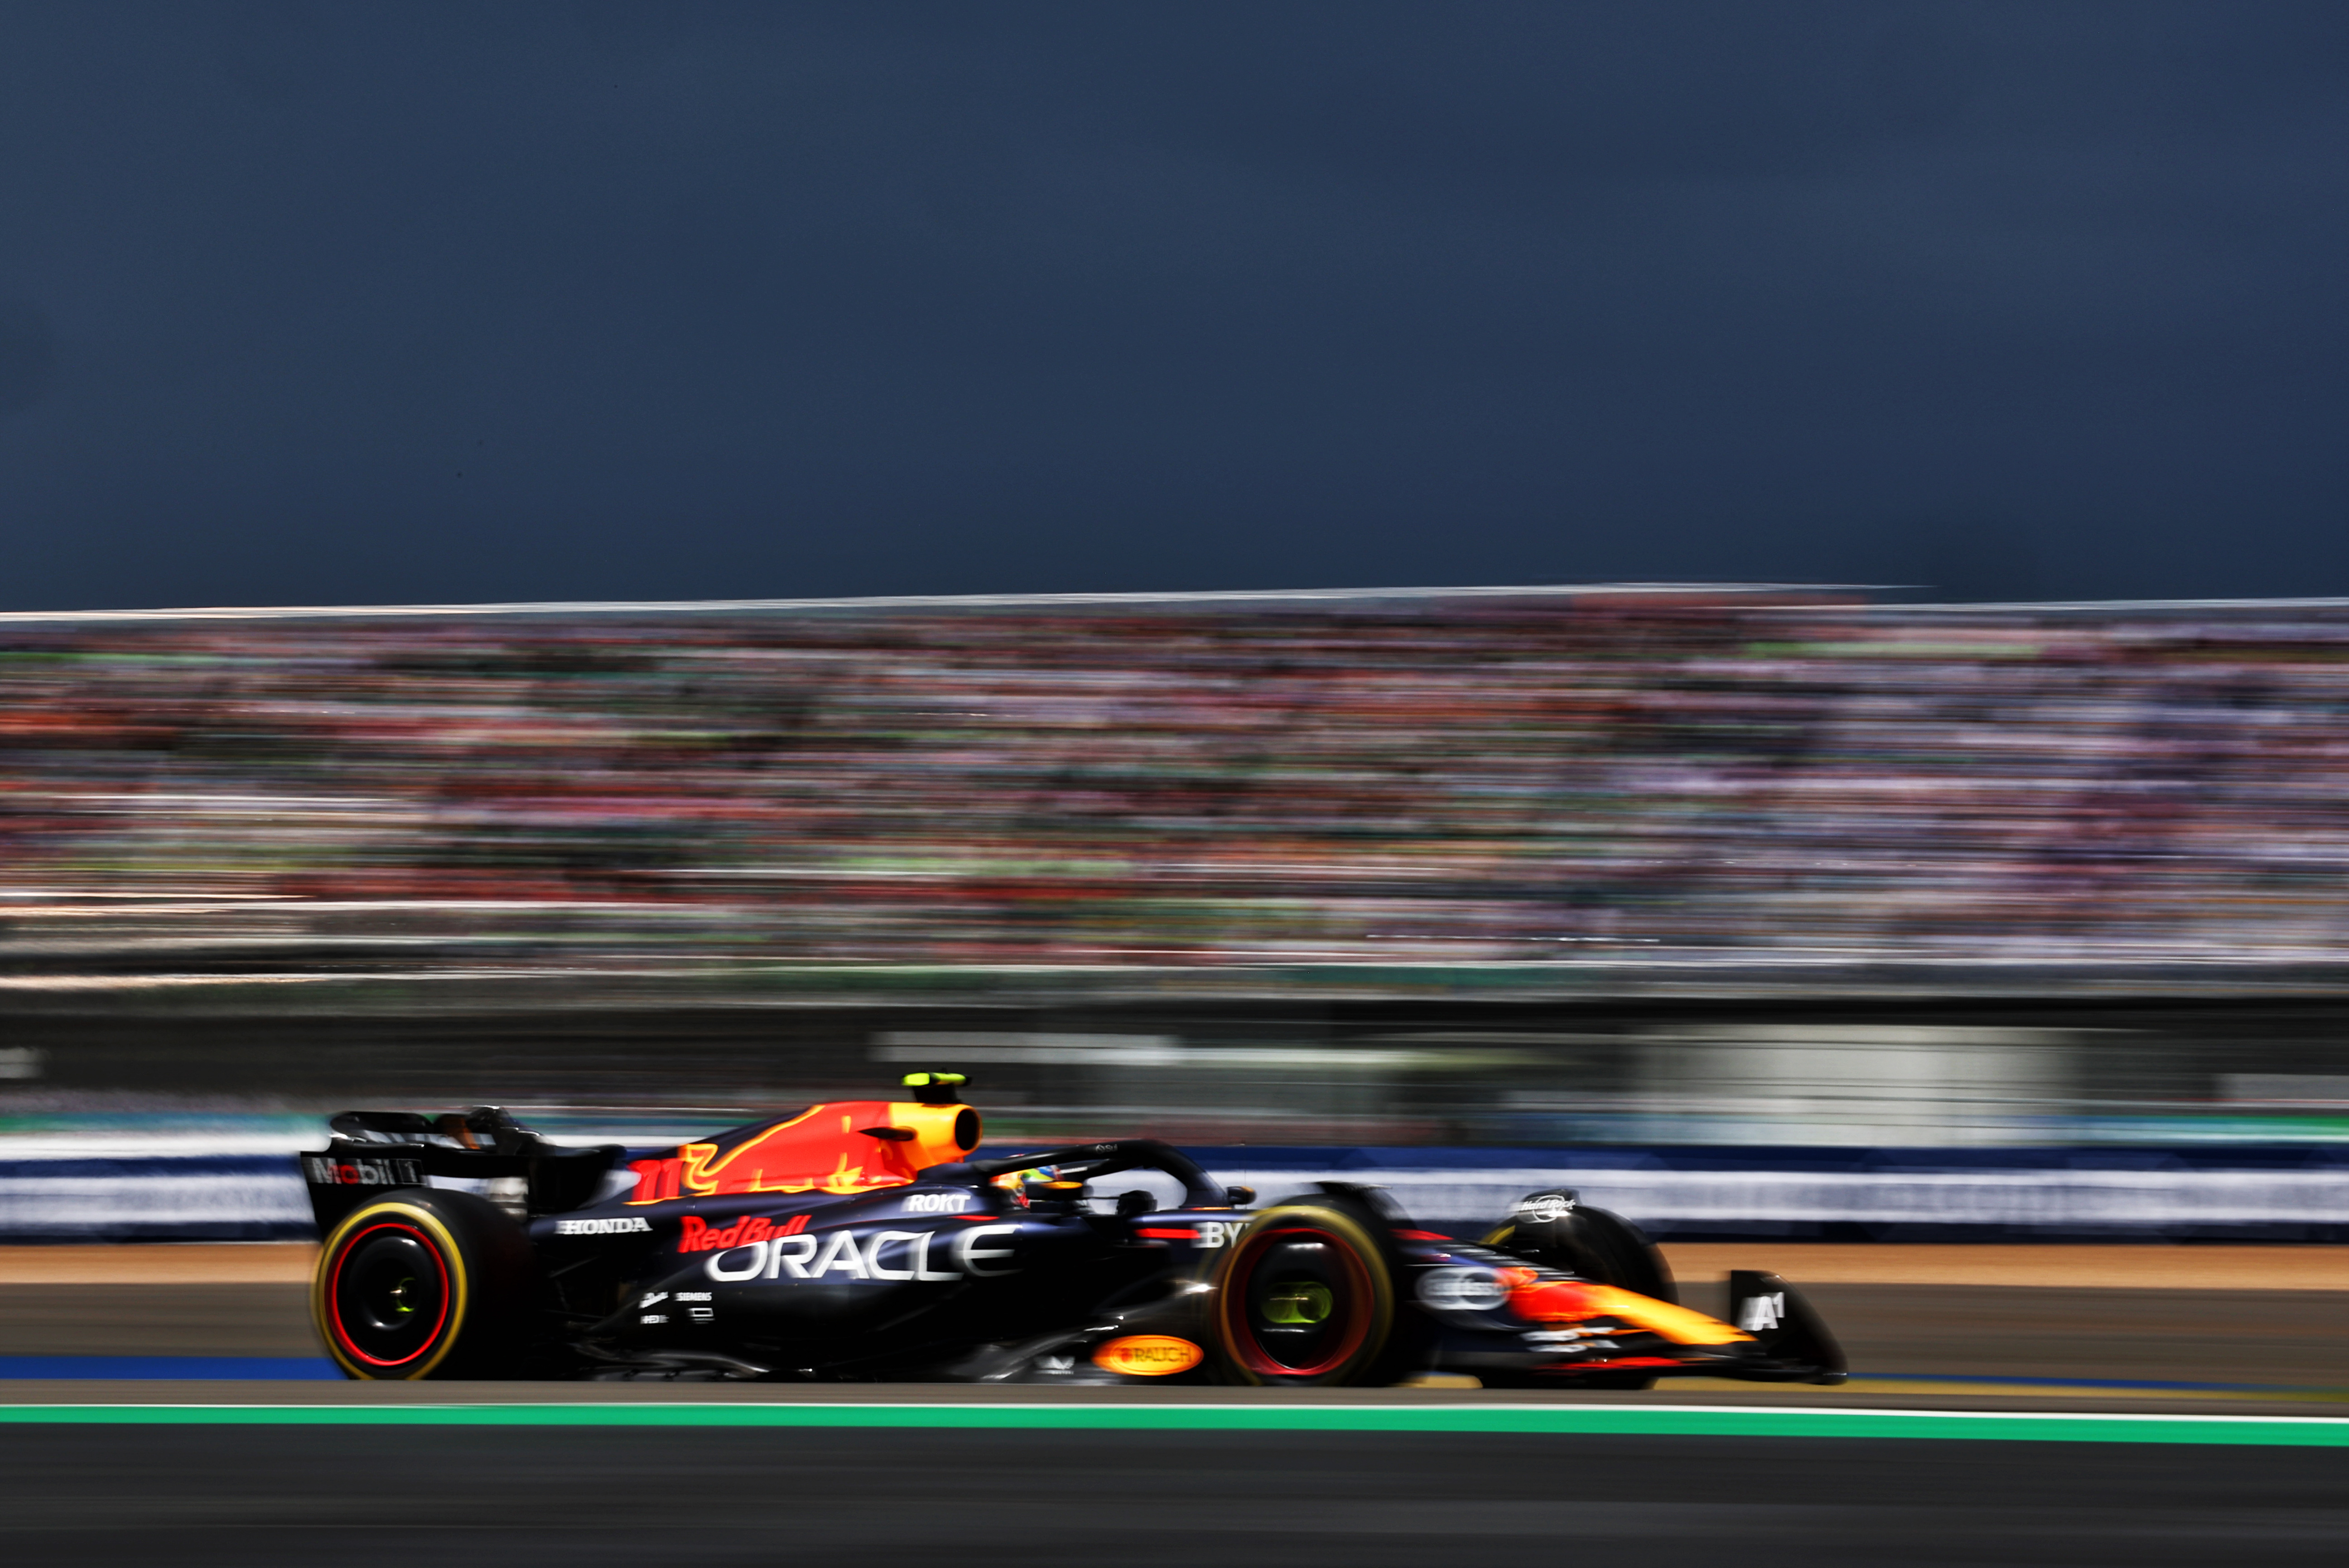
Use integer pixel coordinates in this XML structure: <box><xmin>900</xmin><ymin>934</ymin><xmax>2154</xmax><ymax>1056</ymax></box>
<box><xmin>302</xmin><ymin>1074</ymin><xmax>1845</xmax><ymax>1386</ymax></box>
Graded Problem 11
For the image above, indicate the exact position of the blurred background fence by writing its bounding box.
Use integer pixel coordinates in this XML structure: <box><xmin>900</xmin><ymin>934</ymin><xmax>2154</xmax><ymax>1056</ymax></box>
<box><xmin>5</xmin><ymin>586</ymin><xmax>2349</xmax><ymax>1236</ymax></box>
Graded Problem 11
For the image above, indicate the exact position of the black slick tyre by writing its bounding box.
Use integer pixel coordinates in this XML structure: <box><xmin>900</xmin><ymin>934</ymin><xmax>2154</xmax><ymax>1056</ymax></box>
<box><xmin>1213</xmin><ymin>1194</ymin><xmax>1408</xmax><ymax>1386</ymax></box>
<box><xmin>312</xmin><ymin>1188</ymin><xmax>532</xmax><ymax>1380</ymax></box>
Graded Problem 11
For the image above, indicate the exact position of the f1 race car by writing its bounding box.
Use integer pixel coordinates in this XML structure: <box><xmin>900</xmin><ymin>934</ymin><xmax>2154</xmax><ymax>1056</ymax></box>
<box><xmin>302</xmin><ymin>1074</ymin><xmax>1845</xmax><ymax>1386</ymax></box>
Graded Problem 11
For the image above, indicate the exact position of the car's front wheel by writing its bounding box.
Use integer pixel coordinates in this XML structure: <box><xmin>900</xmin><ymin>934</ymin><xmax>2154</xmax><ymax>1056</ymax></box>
<box><xmin>1213</xmin><ymin>1195</ymin><xmax>1410</xmax><ymax>1386</ymax></box>
<box><xmin>312</xmin><ymin>1188</ymin><xmax>532</xmax><ymax>1379</ymax></box>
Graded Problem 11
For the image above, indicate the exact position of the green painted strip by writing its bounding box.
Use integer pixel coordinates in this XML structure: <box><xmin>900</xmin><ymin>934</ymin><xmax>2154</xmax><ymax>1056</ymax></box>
<box><xmin>0</xmin><ymin>1403</ymin><xmax>2344</xmax><ymax>1446</ymax></box>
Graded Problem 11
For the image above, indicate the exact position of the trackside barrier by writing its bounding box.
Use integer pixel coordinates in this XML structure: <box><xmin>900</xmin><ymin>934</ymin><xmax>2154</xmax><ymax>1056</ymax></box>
<box><xmin>1093</xmin><ymin>1146</ymin><xmax>2349</xmax><ymax>1244</ymax></box>
<box><xmin>6</xmin><ymin>1146</ymin><xmax>2349</xmax><ymax>1243</ymax></box>
<box><xmin>0</xmin><ymin>1157</ymin><xmax>313</xmax><ymax>1242</ymax></box>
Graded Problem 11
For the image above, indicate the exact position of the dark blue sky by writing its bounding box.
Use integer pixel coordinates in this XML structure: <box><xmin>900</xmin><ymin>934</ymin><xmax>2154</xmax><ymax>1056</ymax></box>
<box><xmin>4</xmin><ymin>3</ymin><xmax>2348</xmax><ymax>610</ymax></box>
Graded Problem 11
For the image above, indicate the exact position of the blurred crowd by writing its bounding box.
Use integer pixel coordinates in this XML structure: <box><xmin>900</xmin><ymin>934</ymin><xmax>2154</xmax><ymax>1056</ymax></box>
<box><xmin>4</xmin><ymin>592</ymin><xmax>2349</xmax><ymax>983</ymax></box>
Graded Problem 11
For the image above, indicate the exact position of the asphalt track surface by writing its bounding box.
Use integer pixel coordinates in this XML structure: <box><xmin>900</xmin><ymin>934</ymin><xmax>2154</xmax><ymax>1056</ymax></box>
<box><xmin>2</xmin><ymin>1416</ymin><xmax>2345</xmax><ymax>1566</ymax></box>
<box><xmin>4</xmin><ymin>1274</ymin><xmax>2344</xmax><ymax>1563</ymax></box>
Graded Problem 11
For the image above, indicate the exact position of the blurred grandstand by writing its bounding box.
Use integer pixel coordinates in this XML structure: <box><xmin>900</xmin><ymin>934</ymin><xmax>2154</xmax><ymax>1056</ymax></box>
<box><xmin>4</xmin><ymin>584</ymin><xmax>2349</xmax><ymax>1151</ymax></box>
<box><xmin>3</xmin><ymin>584</ymin><xmax>2348</xmax><ymax>996</ymax></box>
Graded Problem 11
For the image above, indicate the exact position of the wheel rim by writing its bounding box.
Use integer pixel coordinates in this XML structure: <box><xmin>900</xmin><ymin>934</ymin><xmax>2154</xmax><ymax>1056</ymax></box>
<box><xmin>1227</xmin><ymin>1222</ymin><xmax>1375</xmax><ymax>1378</ymax></box>
<box><xmin>328</xmin><ymin>1221</ymin><xmax>452</xmax><ymax>1369</ymax></box>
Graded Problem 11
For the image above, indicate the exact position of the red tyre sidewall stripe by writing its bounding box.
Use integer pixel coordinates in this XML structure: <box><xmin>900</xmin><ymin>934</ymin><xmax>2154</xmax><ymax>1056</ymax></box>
<box><xmin>1228</xmin><ymin>1223</ymin><xmax>1375</xmax><ymax>1379</ymax></box>
<box><xmin>328</xmin><ymin>1219</ymin><xmax>453</xmax><ymax>1369</ymax></box>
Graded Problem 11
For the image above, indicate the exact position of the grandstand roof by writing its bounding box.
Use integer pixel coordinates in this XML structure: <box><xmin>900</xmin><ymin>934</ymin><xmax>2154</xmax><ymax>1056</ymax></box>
<box><xmin>0</xmin><ymin>584</ymin><xmax>1860</xmax><ymax>624</ymax></box>
<box><xmin>14</xmin><ymin>586</ymin><xmax>2349</xmax><ymax>627</ymax></box>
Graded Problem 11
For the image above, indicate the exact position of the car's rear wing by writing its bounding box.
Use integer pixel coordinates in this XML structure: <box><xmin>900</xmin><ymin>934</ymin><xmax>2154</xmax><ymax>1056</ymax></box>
<box><xmin>299</xmin><ymin>1106</ymin><xmax>622</xmax><ymax>1234</ymax></box>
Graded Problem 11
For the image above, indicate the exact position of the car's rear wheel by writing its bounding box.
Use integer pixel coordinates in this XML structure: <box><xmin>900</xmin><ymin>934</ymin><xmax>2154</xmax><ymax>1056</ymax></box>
<box><xmin>313</xmin><ymin>1189</ymin><xmax>531</xmax><ymax>1379</ymax></box>
<box><xmin>1214</xmin><ymin>1196</ymin><xmax>1407</xmax><ymax>1386</ymax></box>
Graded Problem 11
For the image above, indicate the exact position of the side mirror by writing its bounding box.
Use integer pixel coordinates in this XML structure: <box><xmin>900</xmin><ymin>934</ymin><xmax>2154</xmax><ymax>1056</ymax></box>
<box><xmin>1115</xmin><ymin>1189</ymin><xmax>1157</xmax><ymax>1218</ymax></box>
<box><xmin>1224</xmin><ymin>1185</ymin><xmax>1256</xmax><ymax>1208</ymax></box>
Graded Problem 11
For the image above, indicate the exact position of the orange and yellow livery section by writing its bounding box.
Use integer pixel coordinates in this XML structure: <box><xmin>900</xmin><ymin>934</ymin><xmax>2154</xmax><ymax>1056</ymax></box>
<box><xmin>627</xmin><ymin>1076</ymin><xmax>983</xmax><ymax>1203</ymax></box>
<box><xmin>1510</xmin><ymin>1277</ymin><xmax>1752</xmax><ymax>1346</ymax></box>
